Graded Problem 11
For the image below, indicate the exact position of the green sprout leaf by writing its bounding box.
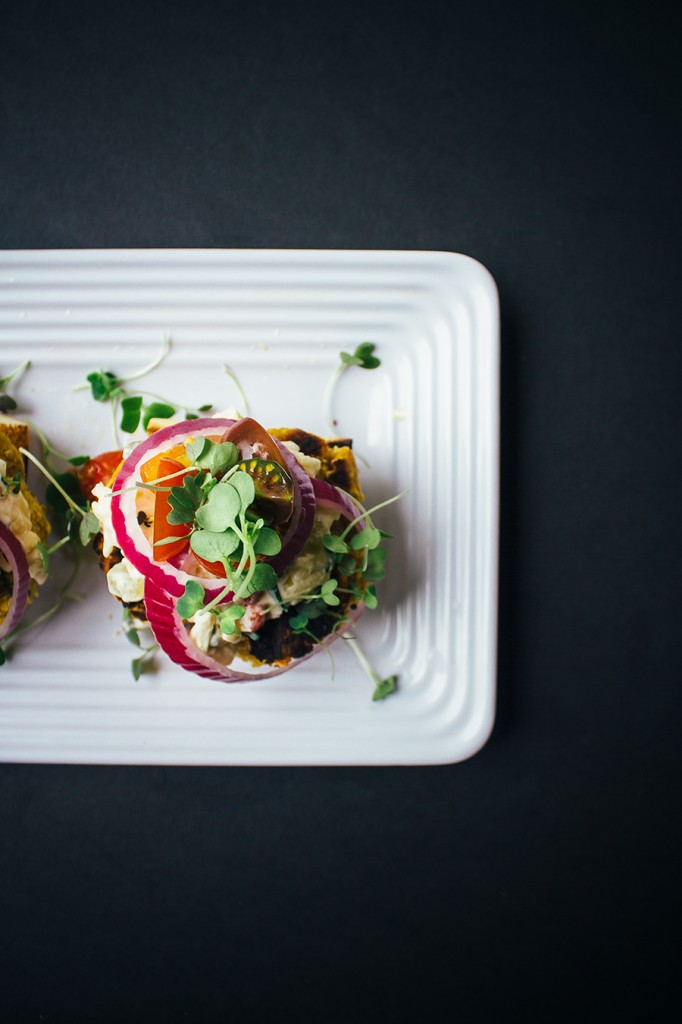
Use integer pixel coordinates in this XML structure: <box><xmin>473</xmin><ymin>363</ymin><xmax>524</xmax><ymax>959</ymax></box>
<box><xmin>120</xmin><ymin>394</ymin><xmax>143</xmax><ymax>433</ymax></box>
<box><xmin>167</xmin><ymin>474</ymin><xmax>205</xmax><ymax>525</ymax></box>
<box><xmin>2</xmin><ymin>471</ymin><xmax>22</xmax><ymax>495</ymax></box>
<box><xmin>142</xmin><ymin>401</ymin><xmax>176</xmax><ymax>429</ymax></box>
<box><xmin>87</xmin><ymin>370</ymin><xmax>122</xmax><ymax>402</ymax></box>
<box><xmin>195</xmin><ymin>482</ymin><xmax>241</xmax><ymax>532</ymax></box>
<box><xmin>230</xmin><ymin>470</ymin><xmax>255</xmax><ymax>511</ymax></box>
<box><xmin>320</xmin><ymin>579</ymin><xmax>340</xmax><ymax>606</ymax></box>
<box><xmin>322</xmin><ymin>534</ymin><xmax>349</xmax><ymax>554</ymax></box>
<box><xmin>349</xmin><ymin>525</ymin><xmax>382</xmax><ymax>551</ymax></box>
<box><xmin>363</xmin><ymin>585</ymin><xmax>378</xmax><ymax>609</ymax></box>
<box><xmin>253</xmin><ymin>527</ymin><xmax>282</xmax><ymax>556</ymax></box>
<box><xmin>37</xmin><ymin>540</ymin><xmax>51</xmax><ymax>574</ymax></box>
<box><xmin>219</xmin><ymin>604</ymin><xmax>245</xmax><ymax>636</ymax></box>
<box><xmin>185</xmin><ymin>436</ymin><xmax>207</xmax><ymax>462</ymax></box>
<box><xmin>190</xmin><ymin>528</ymin><xmax>241</xmax><ymax>562</ymax></box>
<box><xmin>153</xmin><ymin>534</ymin><xmax>192</xmax><ymax>548</ymax></box>
<box><xmin>364</xmin><ymin>547</ymin><xmax>387</xmax><ymax>582</ymax></box>
<box><xmin>246</xmin><ymin>562</ymin><xmax>278</xmax><ymax>595</ymax></box>
<box><xmin>372</xmin><ymin>675</ymin><xmax>397</xmax><ymax>701</ymax></box>
<box><xmin>339</xmin><ymin>342</ymin><xmax>381</xmax><ymax>370</ymax></box>
<box><xmin>289</xmin><ymin>612</ymin><xmax>309</xmax><ymax>633</ymax></box>
<box><xmin>0</xmin><ymin>359</ymin><xmax>31</xmax><ymax>392</ymax></box>
<box><xmin>194</xmin><ymin>439</ymin><xmax>239</xmax><ymax>477</ymax></box>
<box><xmin>176</xmin><ymin>580</ymin><xmax>206</xmax><ymax>619</ymax></box>
<box><xmin>78</xmin><ymin>509</ymin><xmax>101</xmax><ymax>546</ymax></box>
<box><xmin>125</xmin><ymin>627</ymin><xmax>142</xmax><ymax>648</ymax></box>
<box><xmin>338</xmin><ymin>554</ymin><xmax>359</xmax><ymax>575</ymax></box>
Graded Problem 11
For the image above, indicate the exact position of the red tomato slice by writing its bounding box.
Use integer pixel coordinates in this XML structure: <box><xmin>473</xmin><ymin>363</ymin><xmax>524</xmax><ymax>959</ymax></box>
<box><xmin>221</xmin><ymin>418</ymin><xmax>288</xmax><ymax>469</ymax></box>
<box><xmin>193</xmin><ymin>553</ymin><xmax>228</xmax><ymax>578</ymax></box>
<box><xmin>152</xmin><ymin>457</ymin><xmax>193</xmax><ymax>563</ymax></box>
<box><xmin>77</xmin><ymin>451</ymin><xmax>124</xmax><ymax>501</ymax></box>
<box><xmin>192</xmin><ymin>553</ymin><xmax>254</xmax><ymax>580</ymax></box>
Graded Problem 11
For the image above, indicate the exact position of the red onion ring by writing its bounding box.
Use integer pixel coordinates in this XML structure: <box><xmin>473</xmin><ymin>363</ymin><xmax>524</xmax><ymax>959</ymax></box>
<box><xmin>110</xmin><ymin>417</ymin><xmax>236</xmax><ymax>598</ymax></box>
<box><xmin>144</xmin><ymin>577</ymin><xmax>363</xmax><ymax>683</ymax></box>
<box><xmin>268</xmin><ymin>440</ymin><xmax>316</xmax><ymax>573</ymax></box>
<box><xmin>0</xmin><ymin>521</ymin><xmax>31</xmax><ymax>642</ymax></box>
<box><xmin>311</xmin><ymin>477</ymin><xmax>366</xmax><ymax>529</ymax></box>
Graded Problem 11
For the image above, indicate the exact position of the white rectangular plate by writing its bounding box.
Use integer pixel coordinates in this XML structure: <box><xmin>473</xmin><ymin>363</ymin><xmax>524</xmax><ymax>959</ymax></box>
<box><xmin>0</xmin><ymin>249</ymin><xmax>498</xmax><ymax>765</ymax></box>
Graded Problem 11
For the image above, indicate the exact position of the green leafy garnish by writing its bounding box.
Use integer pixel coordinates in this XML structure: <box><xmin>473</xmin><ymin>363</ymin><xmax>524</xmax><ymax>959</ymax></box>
<box><xmin>289</xmin><ymin>612</ymin><xmax>309</xmax><ymax>632</ymax></box>
<box><xmin>167</xmin><ymin>473</ymin><xmax>206</xmax><ymax>525</ymax></box>
<box><xmin>219</xmin><ymin>604</ymin><xmax>245</xmax><ymax>636</ymax></box>
<box><xmin>78</xmin><ymin>509</ymin><xmax>101</xmax><ymax>546</ymax></box>
<box><xmin>364</xmin><ymin>547</ymin><xmax>387</xmax><ymax>581</ymax></box>
<box><xmin>194</xmin><ymin>480</ymin><xmax>242</xmax><ymax>531</ymax></box>
<box><xmin>79</xmin><ymin>336</ymin><xmax>215</xmax><ymax>443</ymax></box>
<box><xmin>176</xmin><ymin>580</ymin><xmax>207</xmax><ymax>619</ymax></box>
<box><xmin>343</xmin><ymin>636</ymin><xmax>398</xmax><ymax>701</ymax></box>
<box><xmin>188</xmin><ymin>438</ymin><xmax>239</xmax><ymax>476</ymax></box>
<box><xmin>252</xmin><ymin>527</ymin><xmax>281</xmax><ymax>556</ymax></box>
<box><xmin>322</xmin><ymin>533</ymin><xmax>348</xmax><ymax>555</ymax></box>
<box><xmin>131</xmin><ymin>645</ymin><xmax>159</xmax><ymax>681</ymax></box>
<box><xmin>119</xmin><ymin>395</ymin><xmax>143</xmax><ymax>433</ymax></box>
<box><xmin>339</xmin><ymin>342</ymin><xmax>381</xmax><ymax>370</ymax></box>
<box><xmin>143</xmin><ymin>402</ymin><xmax>176</xmax><ymax>429</ymax></box>
<box><xmin>324</xmin><ymin>342</ymin><xmax>381</xmax><ymax>429</ymax></box>
<box><xmin>320</xmin><ymin>579</ymin><xmax>340</xmax><ymax>606</ymax></box>
<box><xmin>87</xmin><ymin>370</ymin><xmax>122</xmax><ymax>402</ymax></box>
<box><xmin>0</xmin><ymin>359</ymin><xmax>30</xmax><ymax>412</ymax></box>
<box><xmin>190</xmin><ymin>528</ymin><xmax>240</xmax><ymax>562</ymax></box>
<box><xmin>372</xmin><ymin>675</ymin><xmax>397</xmax><ymax>701</ymax></box>
<box><xmin>122</xmin><ymin>609</ymin><xmax>158</xmax><ymax>679</ymax></box>
<box><xmin>245</xmin><ymin>562</ymin><xmax>277</xmax><ymax>595</ymax></box>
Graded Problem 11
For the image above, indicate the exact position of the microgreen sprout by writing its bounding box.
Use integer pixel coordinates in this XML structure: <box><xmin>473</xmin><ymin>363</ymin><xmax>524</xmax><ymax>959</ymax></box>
<box><xmin>323</xmin><ymin>342</ymin><xmax>381</xmax><ymax>430</ymax></box>
<box><xmin>343</xmin><ymin>635</ymin><xmax>397</xmax><ymax>701</ymax></box>
<box><xmin>222</xmin><ymin>364</ymin><xmax>250</xmax><ymax>416</ymax></box>
<box><xmin>19</xmin><ymin>448</ymin><xmax>90</xmax><ymax>528</ymax></box>
<box><xmin>29</xmin><ymin>420</ymin><xmax>90</xmax><ymax>469</ymax></box>
<box><xmin>320</xmin><ymin>489</ymin><xmax>407</xmax><ymax>579</ymax></box>
<box><xmin>131</xmin><ymin>643</ymin><xmax>159</xmax><ymax>681</ymax></box>
<box><xmin>165</xmin><ymin>439</ymin><xmax>289</xmax><ymax>627</ymax></box>
<box><xmin>0</xmin><ymin>358</ymin><xmax>31</xmax><ymax>412</ymax></box>
<box><xmin>121</xmin><ymin>610</ymin><xmax>159</xmax><ymax>679</ymax></box>
<box><xmin>0</xmin><ymin>545</ymin><xmax>85</xmax><ymax>664</ymax></box>
<box><xmin>77</xmin><ymin>335</ymin><xmax>214</xmax><ymax>443</ymax></box>
<box><xmin>219</xmin><ymin>604</ymin><xmax>245</xmax><ymax>636</ymax></box>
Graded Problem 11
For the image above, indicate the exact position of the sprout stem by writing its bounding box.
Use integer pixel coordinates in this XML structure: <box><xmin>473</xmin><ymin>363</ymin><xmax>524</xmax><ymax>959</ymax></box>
<box><xmin>222</xmin><ymin>364</ymin><xmax>250</xmax><ymax>416</ymax></box>
<box><xmin>19</xmin><ymin>448</ymin><xmax>87</xmax><ymax>519</ymax></box>
<box><xmin>117</xmin><ymin>334</ymin><xmax>172</xmax><ymax>384</ymax></box>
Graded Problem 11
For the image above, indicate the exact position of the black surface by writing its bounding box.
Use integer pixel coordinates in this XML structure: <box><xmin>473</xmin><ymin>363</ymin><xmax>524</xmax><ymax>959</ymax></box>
<box><xmin>1</xmin><ymin>1</ymin><xmax>680</xmax><ymax>1020</ymax></box>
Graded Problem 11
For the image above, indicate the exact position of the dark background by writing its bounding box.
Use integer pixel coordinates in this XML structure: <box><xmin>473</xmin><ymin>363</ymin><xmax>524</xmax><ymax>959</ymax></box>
<box><xmin>1</xmin><ymin>1</ymin><xmax>679</xmax><ymax>1020</ymax></box>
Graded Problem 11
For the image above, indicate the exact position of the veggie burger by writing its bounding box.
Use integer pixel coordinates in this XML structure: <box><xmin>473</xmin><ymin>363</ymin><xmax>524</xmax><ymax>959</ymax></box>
<box><xmin>85</xmin><ymin>415</ymin><xmax>373</xmax><ymax>682</ymax></box>
<box><xmin>0</xmin><ymin>415</ymin><xmax>50</xmax><ymax>642</ymax></box>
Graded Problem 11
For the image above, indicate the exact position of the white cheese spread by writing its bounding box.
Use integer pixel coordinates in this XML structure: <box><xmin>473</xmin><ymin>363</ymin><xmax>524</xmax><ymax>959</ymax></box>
<box><xmin>0</xmin><ymin>461</ymin><xmax>47</xmax><ymax>585</ymax></box>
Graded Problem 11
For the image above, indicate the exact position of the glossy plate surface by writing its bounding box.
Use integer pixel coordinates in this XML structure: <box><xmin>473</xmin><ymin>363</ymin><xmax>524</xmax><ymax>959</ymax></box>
<box><xmin>0</xmin><ymin>249</ymin><xmax>498</xmax><ymax>764</ymax></box>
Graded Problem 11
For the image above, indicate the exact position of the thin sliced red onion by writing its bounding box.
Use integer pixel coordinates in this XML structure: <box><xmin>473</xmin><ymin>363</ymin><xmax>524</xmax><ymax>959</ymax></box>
<box><xmin>0</xmin><ymin>521</ymin><xmax>31</xmax><ymax>641</ymax></box>
<box><xmin>110</xmin><ymin>417</ymin><xmax>236</xmax><ymax>599</ymax></box>
<box><xmin>144</xmin><ymin>577</ymin><xmax>363</xmax><ymax>683</ymax></box>
<box><xmin>311</xmin><ymin>477</ymin><xmax>366</xmax><ymax>530</ymax></box>
<box><xmin>268</xmin><ymin>440</ymin><xmax>316</xmax><ymax>573</ymax></box>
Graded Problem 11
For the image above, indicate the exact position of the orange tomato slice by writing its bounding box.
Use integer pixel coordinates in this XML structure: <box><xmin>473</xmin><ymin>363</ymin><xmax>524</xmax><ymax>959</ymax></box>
<box><xmin>152</xmin><ymin>457</ymin><xmax>194</xmax><ymax>562</ymax></box>
<box><xmin>140</xmin><ymin>443</ymin><xmax>190</xmax><ymax>484</ymax></box>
